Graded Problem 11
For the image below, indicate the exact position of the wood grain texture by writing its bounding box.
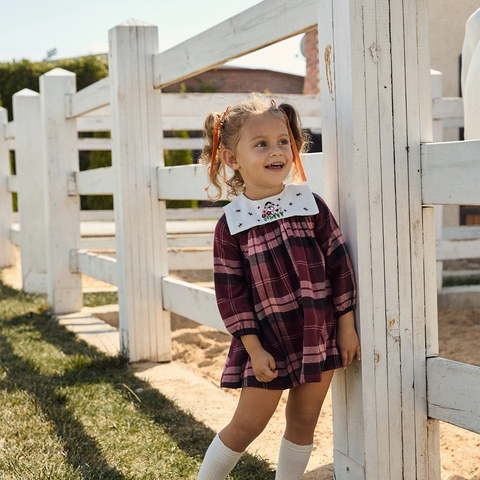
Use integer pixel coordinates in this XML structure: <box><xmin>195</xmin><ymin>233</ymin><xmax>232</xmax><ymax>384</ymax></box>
<box><xmin>421</xmin><ymin>140</ymin><xmax>480</xmax><ymax>205</ymax></box>
<box><xmin>12</xmin><ymin>89</ymin><xmax>48</xmax><ymax>293</ymax></box>
<box><xmin>162</xmin><ymin>276</ymin><xmax>227</xmax><ymax>334</ymax></box>
<box><xmin>72</xmin><ymin>250</ymin><xmax>118</xmax><ymax>286</ymax></box>
<box><xmin>0</xmin><ymin>108</ymin><xmax>15</xmax><ymax>268</ymax></box>
<box><xmin>109</xmin><ymin>20</ymin><xmax>171</xmax><ymax>362</ymax></box>
<box><xmin>67</xmin><ymin>77</ymin><xmax>110</xmax><ymax>118</ymax></box>
<box><xmin>40</xmin><ymin>68</ymin><xmax>83</xmax><ymax>313</ymax></box>
<box><xmin>427</xmin><ymin>357</ymin><xmax>480</xmax><ymax>435</ymax></box>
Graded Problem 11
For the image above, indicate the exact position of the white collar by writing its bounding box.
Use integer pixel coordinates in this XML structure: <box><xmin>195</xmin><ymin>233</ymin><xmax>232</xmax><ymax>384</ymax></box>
<box><xmin>223</xmin><ymin>184</ymin><xmax>318</xmax><ymax>235</ymax></box>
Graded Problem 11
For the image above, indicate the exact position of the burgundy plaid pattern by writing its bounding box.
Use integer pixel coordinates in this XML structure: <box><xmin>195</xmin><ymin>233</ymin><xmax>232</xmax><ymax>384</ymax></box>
<box><xmin>214</xmin><ymin>194</ymin><xmax>356</xmax><ymax>389</ymax></box>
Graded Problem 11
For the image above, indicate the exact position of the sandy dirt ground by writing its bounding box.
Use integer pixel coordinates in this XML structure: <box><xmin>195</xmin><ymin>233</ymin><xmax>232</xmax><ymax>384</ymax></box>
<box><xmin>2</xmin><ymin>247</ymin><xmax>480</xmax><ymax>479</ymax></box>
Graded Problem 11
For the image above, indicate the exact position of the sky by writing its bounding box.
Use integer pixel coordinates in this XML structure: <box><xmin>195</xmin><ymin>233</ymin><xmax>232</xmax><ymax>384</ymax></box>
<box><xmin>1</xmin><ymin>0</ymin><xmax>306</xmax><ymax>76</ymax></box>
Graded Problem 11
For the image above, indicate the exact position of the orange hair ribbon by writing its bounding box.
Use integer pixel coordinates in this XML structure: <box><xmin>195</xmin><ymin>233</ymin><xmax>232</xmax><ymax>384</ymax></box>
<box><xmin>271</xmin><ymin>99</ymin><xmax>307</xmax><ymax>182</ymax></box>
<box><xmin>205</xmin><ymin>106</ymin><xmax>231</xmax><ymax>191</ymax></box>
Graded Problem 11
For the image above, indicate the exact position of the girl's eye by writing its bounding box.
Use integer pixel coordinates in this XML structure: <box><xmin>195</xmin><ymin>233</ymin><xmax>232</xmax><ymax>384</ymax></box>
<box><xmin>279</xmin><ymin>139</ymin><xmax>289</xmax><ymax>145</ymax></box>
<box><xmin>255</xmin><ymin>141</ymin><xmax>267</xmax><ymax>147</ymax></box>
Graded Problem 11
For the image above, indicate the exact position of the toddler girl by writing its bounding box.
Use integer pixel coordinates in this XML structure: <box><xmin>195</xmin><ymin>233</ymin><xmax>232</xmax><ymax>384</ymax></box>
<box><xmin>196</xmin><ymin>95</ymin><xmax>360</xmax><ymax>480</ymax></box>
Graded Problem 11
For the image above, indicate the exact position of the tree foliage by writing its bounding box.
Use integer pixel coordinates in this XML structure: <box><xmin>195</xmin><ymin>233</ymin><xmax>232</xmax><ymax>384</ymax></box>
<box><xmin>0</xmin><ymin>55</ymin><xmax>108</xmax><ymax>120</ymax></box>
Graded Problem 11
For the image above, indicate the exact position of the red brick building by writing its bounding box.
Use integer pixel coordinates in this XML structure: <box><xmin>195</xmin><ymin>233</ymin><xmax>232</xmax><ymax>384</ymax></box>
<box><xmin>163</xmin><ymin>65</ymin><xmax>305</xmax><ymax>94</ymax></box>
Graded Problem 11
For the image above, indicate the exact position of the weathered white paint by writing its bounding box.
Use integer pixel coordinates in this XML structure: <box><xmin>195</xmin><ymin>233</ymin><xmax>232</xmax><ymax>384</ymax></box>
<box><xmin>77</xmin><ymin>137</ymin><xmax>111</xmax><ymax>151</ymax></box>
<box><xmin>318</xmin><ymin>0</ymin><xmax>434</xmax><ymax>478</ymax></box>
<box><xmin>70</xmin><ymin>167</ymin><xmax>114</xmax><ymax>195</ymax></box>
<box><xmin>443</xmin><ymin>225</ymin><xmax>480</xmax><ymax>239</ymax></box>
<box><xmin>80</xmin><ymin>238</ymin><xmax>116</xmax><ymax>250</ymax></box>
<box><xmin>162</xmin><ymin>276</ymin><xmax>226</xmax><ymax>333</ymax></box>
<box><xmin>109</xmin><ymin>19</ymin><xmax>171</xmax><ymax>362</ymax></box>
<box><xmin>75</xmin><ymin>93</ymin><xmax>322</xmax><ymax>133</ymax></box>
<box><xmin>12</xmin><ymin>89</ymin><xmax>48</xmax><ymax>293</ymax></box>
<box><xmin>4</xmin><ymin>121</ymin><xmax>15</xmax><ymax>139</ymax></box>
<box><xmin>0</xmin><ymin>108</ymin><xmax>15</xmax><ymax>268</ymax></box>
<box><xmin>9</xmin><ymin>226</ymin><xmax>20</xmax><ymax>246</ymax></box>
<box><xmin>77</xmin><ymin>116</ymin><xmax>111</xmax><ymax>132</ymax></box>
<box><xmin>430</xmin><ymin>70</ymin><xmax>444</xmax><ymax>292</ymax></box>
<box><xmin>167</xmin><ymin>248</ymin><xmax>212</xmax><ymax>270</ymax></box>
<box><xmin>431</xmin><ymin>98</ymin><xmax>464</xmax><ymax>121</ymax></box>
<box><xmin>7</xmin><ymin>175</ymin><xmax>17</xmax><ymax>193</ymax></box>
<box><xmin>153</xmin><ymin>0</ymin><xmax>316</xmax><ymax>88</ymax></box>
<box><xmin>423</xmin><ymin>208</ymin><xmax>439</xmax><ymax>358</ymax></box>
<box><xmin>40</xmin><ymin>68</ymin><xmax>83</xmax><ymax>313</ymax></box>
<box><xmin>67</xmin><ymin>77</ymin><xmax>110</xmax><ymax>118</ymax></box>
<box><xmin>427</xmin><ymin>357</ymin><xmax>480</xmax><ymax>435</ymax></box>
<box><xmin>421</xmin><ymin>140</ymin><xmax>480</xmax><ymax>205</ymax></box>
<box><xmin>163</xmin><ymin>137</ymin><xmax>204</xmax><ymax>150</ymax></box>
<box><xmin>462</xmin><ymin>8</ymin><xmax>480</xmax><ymax>140</ymax></box>
<box><xmin>167</xmin><ymin>234</ymin><xmax>213</xmax><ymax>249</ymax></box>
<box><xmin>436</xmin><ymin>238</ymin><xmax>480</xmax><ymax>261</ymax></box>
<box><xmin>71</xmin><ymin>249</ymin><xmax>118</xmax><ymax>286</ymax></box>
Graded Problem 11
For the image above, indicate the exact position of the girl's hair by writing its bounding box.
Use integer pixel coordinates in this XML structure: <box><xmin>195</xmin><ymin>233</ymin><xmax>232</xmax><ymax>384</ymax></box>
<box><xmin>200</xmin><ymin>94</ymin><xmax>310</xmax><ymax>200</ymax></box>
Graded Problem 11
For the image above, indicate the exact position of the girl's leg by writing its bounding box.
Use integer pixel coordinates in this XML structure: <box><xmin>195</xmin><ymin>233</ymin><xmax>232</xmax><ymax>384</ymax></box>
<box><xmin>197</xmin><ymin>387</ymin><xmax>282</xmax><ymax>480</ymax></box>
<box><xmin>275</xmin><ymin>370</ymin><xmax>334</xmax><ymax>480</ymax></box>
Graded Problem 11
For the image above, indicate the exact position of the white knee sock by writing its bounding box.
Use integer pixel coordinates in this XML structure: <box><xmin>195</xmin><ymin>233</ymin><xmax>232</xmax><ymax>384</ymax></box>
<box><xmin>275</xmin><ymin>436</ymin><xmax>314</xmax><ymax>480</ymax></box>
<box><xmin>196</xmin><ymin>433</ymin><xmax>244</xmax><ymax>480</ymax></box>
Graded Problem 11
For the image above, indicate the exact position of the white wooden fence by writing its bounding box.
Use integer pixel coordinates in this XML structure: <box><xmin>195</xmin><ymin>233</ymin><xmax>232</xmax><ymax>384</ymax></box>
<box><xmin>1</xmin><ymin>1</ymin><xmax>480</xmax><ymax>478</ymax></box>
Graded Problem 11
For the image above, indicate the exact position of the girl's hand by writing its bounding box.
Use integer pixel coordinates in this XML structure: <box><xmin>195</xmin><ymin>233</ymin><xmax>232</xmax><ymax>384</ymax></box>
<box><xmin>336</xmin><ymin>311</ymin><xmax>361</xmax><ymax>369</ymax></box>
<box><xmin>240</xmin><ymin>334</ymin><xmax>278</xmax><ymax>383</ymax></box>
<box><xmin>250</xmin><ymin>348</ymin><xmax>278</xmax><ymax>383</ymax></box>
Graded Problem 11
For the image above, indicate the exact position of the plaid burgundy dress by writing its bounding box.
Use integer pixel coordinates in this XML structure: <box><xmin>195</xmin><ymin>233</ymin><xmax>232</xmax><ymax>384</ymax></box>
<box><xmin>214</xmin><ymin>185</ymin><xmax>356</xmax><ymax>390</ymax></box>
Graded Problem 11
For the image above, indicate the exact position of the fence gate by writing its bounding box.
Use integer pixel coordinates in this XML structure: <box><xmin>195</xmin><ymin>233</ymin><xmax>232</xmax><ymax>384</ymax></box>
<box><xmin>318</xmin><ymin>1</ymin><xmax>480</xmax><ymax>479</ymax></box>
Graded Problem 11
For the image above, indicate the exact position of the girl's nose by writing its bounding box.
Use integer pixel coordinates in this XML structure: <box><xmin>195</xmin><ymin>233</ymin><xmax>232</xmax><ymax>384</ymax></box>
<box><xmin>270</xmin><ymin>146</ymin><xmax>282</xmax><ymax>156</ymax></box>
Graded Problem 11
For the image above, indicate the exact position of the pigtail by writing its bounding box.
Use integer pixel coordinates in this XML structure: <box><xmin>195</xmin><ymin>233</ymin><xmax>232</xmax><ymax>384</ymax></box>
<box><xmin>278</xmin><ymin>103</ymin><xmax>311</xmax><ymax>154</ymax></box>
<box><xmin>200</xmin><ymin>111</ymin><xmax>224</xmax><ymax>200</ymax></box>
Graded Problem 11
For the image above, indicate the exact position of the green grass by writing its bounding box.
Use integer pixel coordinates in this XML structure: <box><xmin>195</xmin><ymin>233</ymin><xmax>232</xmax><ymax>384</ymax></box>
<box><xmin>83</xmin><ymin>291</ymin><xmax>118</xmax><ymax>307</ymax></box>
<box><xmin>0</xmin><ymin>277</ymin><xmax>275</xmax><ymax>479</ymax></box>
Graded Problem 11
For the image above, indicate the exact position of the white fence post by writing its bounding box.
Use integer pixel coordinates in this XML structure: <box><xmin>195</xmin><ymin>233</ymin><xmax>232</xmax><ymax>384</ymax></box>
<box><xmin>40</xmin><ymin>68</ymin><xmax>83</xmax><ymax>313</ymax></box>
<box><xmin>318</xmin><ymin>0</ymin><xmax>438</xmax><ymax>478</ymax></box>
<box><xmin>0</xmin><ymin>108</ymin><xmax>15</xmax><ymax>268</ymax></box>
<box><xmin>431</xmin><ymin>70</ymin><xmax>444</xmax><ymax>291</ymax></box>
<box><xmin>12</xmin><ymin>89</ymin><xmax>48</xmax><ymax>293</ymax></box>
<box><xmin>109</xmin><ymin>19</ymin><xmax>171</xmax><ymax>362</ymax></box>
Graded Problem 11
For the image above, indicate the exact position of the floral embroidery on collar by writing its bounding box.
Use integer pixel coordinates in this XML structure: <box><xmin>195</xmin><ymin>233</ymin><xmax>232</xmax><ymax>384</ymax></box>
<box><xmin>262</xmin><ymin>201</ymin><xmax>284</xmax><ymax>221</ymax></box>
<box><xmin>223</xmin><ymin>185</ymin><xmax>319</xmax><ymax>235</ymax></box>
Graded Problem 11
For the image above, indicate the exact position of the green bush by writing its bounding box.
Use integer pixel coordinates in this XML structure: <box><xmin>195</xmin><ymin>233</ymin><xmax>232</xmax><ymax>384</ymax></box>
<box><xmin>0</xmin><ymin>56</ymin><xmax>108</xmax><ymax>120</ymax></box>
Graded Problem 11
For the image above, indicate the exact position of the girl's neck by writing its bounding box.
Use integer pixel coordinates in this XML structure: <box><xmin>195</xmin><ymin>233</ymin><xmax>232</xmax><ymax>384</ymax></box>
<box><xmin>243</xmin><ymin>184</ymin><xmax>285</xmax><ymax>201</ymax></box>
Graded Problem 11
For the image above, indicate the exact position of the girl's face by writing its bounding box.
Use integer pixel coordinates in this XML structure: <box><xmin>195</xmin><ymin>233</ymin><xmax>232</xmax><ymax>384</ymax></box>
<box><xmin>222</xmin><ymin>113</ymin><xmax>293</xmax><ymax>200</ymax></box>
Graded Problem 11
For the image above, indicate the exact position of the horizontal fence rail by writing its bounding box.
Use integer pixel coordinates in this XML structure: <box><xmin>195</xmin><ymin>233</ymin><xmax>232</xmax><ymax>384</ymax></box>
<box><xmin>153</xmin><ymin>0</ymin><xmax>317</xmax><ymax>88</ymax></box>
<box><xmin>7</xmin><ymin>176</ymin><xmax>18</xmax><ymax>193</ymax></box>
<box><xmin>71</xmin><ymin>249</ymin><xmax>118</xmax><ymax>286</ymax></box>
<box><xmin>436</xmin><ymin>238</ymin><xmax>480</xmax><ymax>261</ymax></box>
<box><xmin>427</xmin><ymin>357</ymin><xmax>480</xmax><ymax>435</ymax></box>
<box><xmin>421</xmin><ymin>139</ymin><xmax>480</xmax><ymax>205</ymax></box>
<box><xmin>157</xmin><ymin>152</ymin><xmax>323</xmax><ymax>201</ymax></box>
<box><xmin>69</xmin><ymin>167</ymin><xmax>114</xmax><ymax>196</ymax></box>
<box><xmin>5</xmin><ymin>122</ymin><xmax>15</xmax><ymax>139</ymax></box>
<box><xmin>162</xmin><ymin>276</ymin><xmax>226</xmax><ymax>333</ymax></box>
<box><xmin>66</xmin><ymin>77</ymin><xmax>110</xmax><ymax>118</ymax></box>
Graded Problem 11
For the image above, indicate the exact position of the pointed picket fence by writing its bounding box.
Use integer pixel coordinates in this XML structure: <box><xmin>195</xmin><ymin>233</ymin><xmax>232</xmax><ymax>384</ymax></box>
<box><xmin>1</xmin><ymin>1</ymin><xmax>480</xmax><ymax>478</ymax></box>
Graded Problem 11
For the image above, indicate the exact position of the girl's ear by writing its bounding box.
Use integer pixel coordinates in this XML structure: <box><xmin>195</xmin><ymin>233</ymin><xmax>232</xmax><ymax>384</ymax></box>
<box><xmin>222</xmin><ymin>149</ymin><xmax>239</xmax><ymax>170</ymax></box>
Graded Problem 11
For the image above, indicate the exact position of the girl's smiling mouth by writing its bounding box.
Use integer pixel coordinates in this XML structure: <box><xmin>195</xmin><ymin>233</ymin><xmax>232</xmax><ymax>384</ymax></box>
<box><xmin>266</xmin><ymin>162</ymin><xmax>285</xmax><ymax>170</ymax></box>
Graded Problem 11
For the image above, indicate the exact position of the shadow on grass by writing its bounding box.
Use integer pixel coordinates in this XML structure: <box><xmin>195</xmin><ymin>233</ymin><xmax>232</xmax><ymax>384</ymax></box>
<box><xmin>0</xmin><ymin>280</ymin><xmax>275</xmax><ymax>479</ymax></box>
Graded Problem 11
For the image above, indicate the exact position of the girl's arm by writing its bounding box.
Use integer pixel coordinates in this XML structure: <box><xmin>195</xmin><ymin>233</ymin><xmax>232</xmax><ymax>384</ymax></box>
<box><xmin>240</xmin><ymin>334</ymin><xmax>278</xmax><ymax>383</ymax></box>
<box><xmin>336</xmin><ymin>310</ymin><xmax>361</xmax><ymax>369</ymax></box>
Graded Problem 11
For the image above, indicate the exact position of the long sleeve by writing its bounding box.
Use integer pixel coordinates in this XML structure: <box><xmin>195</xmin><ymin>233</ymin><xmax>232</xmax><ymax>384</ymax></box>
<box><xmin>313</xmin><ymin>195</ymin><xmax>356</xmax><ymax>317</ymax></box>
<box><xmin>213</xmin><ymin>217</ymin><xmax>260</xmax><ymax>339</ymax></box>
